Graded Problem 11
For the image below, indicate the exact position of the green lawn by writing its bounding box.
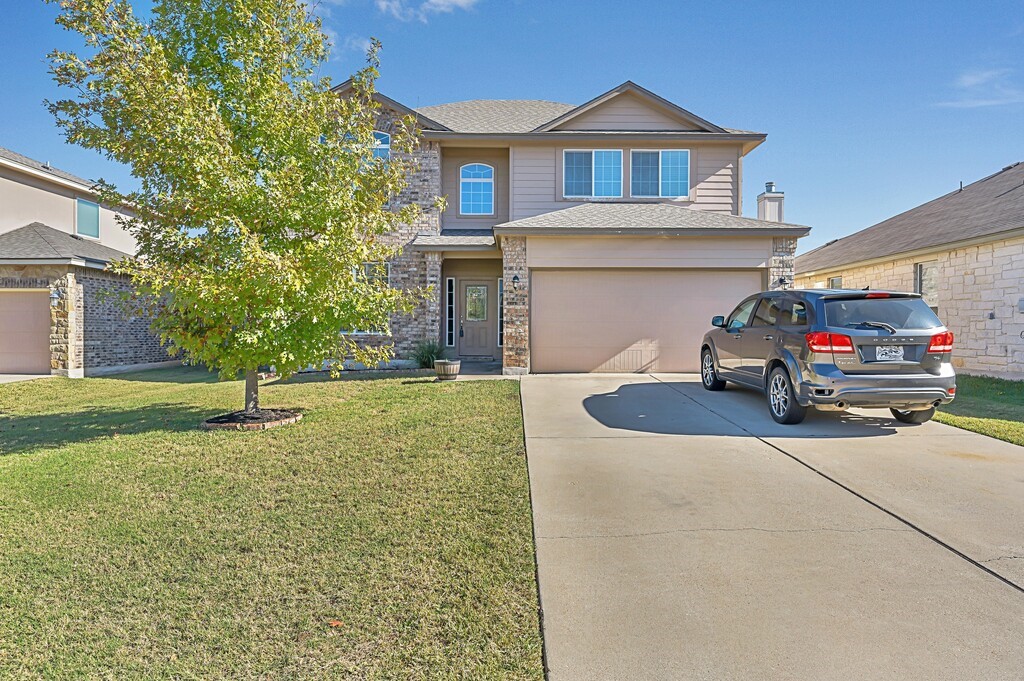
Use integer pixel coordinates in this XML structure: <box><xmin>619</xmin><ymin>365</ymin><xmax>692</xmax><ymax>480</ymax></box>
<box><xmin>936</xmin><ymin>373</ymin><xmax>1024</xmax><ymax>447</ymax></box>
<box><xmin>0</xmin><ymin>368</ymin><xmax>543</xmax><ymax>680</ymax></box>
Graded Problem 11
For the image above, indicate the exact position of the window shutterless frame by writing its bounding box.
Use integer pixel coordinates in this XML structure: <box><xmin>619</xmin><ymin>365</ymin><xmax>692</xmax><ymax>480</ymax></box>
<box><xmin>497</xmin><ymin>277</ymin><xmax>504</xmax><ymax>347</ymax></box>
<box><xmin>459</xmin><ymin>163</ymin><xmax>495</xmax><ymax>216</ymax></box>
<box><xmin>445</xmin><ymin>277</ymin><xmax>456</xmax><ymax>347</ymax></box>
<box><xmin>562</xmin><ymin>149</ymin><xmax>623</xmax><ymax>199</ymax></box>
<box><xmin>372</xmin><ymin>131</ymin><xmax>390</xmax><ymax>160</ymax></box>
<box><xmin>75</xmin><ymin>197</ymin><xmax>101</xmax><ymax>239</ymax></box>
<box><xmin>628</xmin><ymin>149</ymin><xmax>690</xmax><ymax>199</ymax></box>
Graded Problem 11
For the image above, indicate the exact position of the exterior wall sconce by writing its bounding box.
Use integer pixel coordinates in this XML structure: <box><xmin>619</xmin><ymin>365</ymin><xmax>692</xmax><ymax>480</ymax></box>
<box><xmin>49</xmin><ymin>289</ymin><xmax>60</xmax><ymax>308</ymax></box>
<box><xmin>511</xmin><ymin>275</ymin><xmax>520</xmax><ymax>290</ymax></box>
<box><xmin>775</xmin><ymin>276</ymin><xmax>790</xmax><ymax>290</ymax></box>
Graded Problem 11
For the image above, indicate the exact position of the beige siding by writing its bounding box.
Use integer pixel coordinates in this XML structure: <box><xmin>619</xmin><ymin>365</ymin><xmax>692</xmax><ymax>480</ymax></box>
<box><xmin>526</xmin><ymin>235</ymin><xmax>772</xmax><ymax>270</ymax></box>
<box><xmin>795</xmin><ymin>234</ymin><xmax>1024</xmax><ymax>379</ymax></box>
<box><xmin>439</xmin><ymin>147</ymin><xmax>510</xmax><ymax>229</ymax></box>
<box><xmin>0</xmin><ymin>165</ymin><xmax>136</xmax><ymax>254</ymax></box>
<box><xmin>553</xmin><ymin>92</ymin><xmax>699</xmax><ymax>131</ymax></box>
<box><xmin>509</xmin><ymin>143</ymin><xmax>740</xmax><ymax>220</ymax></box>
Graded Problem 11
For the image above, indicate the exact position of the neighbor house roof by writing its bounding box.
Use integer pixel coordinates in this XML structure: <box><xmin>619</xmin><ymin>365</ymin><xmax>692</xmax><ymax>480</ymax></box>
<box><xmin>0</xmin><ymin>145</ymin><xmax>95</xmax><ymax>189</ymax></box>
<box><xmin>410</xmin><ymin>229</ymin><xmax>497</xmax><ymax>251</ymax></box>
<box><xmin>415</xmin><ymin>100</ymin><xmax>575</xmax><ymax>134</ymax></box>
<box><xmin>493</xmin><ymin>203</ymin><xmax>810</xmax><ymax>236</ymax></box>
<box><xmin>796</xmin><ymin>162</ymin><xmax>1024</xmax><ymax>274</ymax></box>
<box><xmin>0</xmin><ymin>222</ymin><xmax>128</xmax><ymax>267</ymax></box>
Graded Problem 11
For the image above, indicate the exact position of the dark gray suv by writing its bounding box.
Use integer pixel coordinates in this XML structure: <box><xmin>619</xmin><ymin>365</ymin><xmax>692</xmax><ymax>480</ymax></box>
<box><xmin>700</xmin><ymin>289</ymin><xmax>956</xmax><ymax>424</ymax></box>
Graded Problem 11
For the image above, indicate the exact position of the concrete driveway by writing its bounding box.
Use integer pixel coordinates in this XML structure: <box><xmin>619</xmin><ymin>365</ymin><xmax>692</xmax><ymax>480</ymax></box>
<box><xmin>522</xmin><ymin>374</ymin><xmax>1024</xmax><ymax>680</ymax></box>
<box><xmin>0</xmin><ymin>374</ymin><xmax>51</xmax><ymax>385</ymax></box>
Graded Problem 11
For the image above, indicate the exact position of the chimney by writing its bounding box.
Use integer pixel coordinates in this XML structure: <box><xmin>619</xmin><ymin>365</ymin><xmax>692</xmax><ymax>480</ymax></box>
<box><xmin>757</xmin><ymin>181</ymin><xmax>784</xmax><ymax>222</ymax></box>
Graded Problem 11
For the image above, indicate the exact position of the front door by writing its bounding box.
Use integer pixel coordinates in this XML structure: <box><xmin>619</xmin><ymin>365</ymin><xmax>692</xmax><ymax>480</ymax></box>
<box><xmin>459</xmin><ymin>280</ymin><xmax>492</xmax><ymax>356</ymax></box>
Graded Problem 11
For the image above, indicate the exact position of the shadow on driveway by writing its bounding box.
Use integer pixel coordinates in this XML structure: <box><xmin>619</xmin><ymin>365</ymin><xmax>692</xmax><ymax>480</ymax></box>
<box><xmin>583</xmin><ymin>379</ymin><xmax>912</xmax><ymax>438</ymax></box>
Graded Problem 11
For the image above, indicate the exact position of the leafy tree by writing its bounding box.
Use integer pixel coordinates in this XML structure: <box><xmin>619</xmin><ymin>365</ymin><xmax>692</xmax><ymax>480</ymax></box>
<box><xmin>47</xmin><ymin>0</ymin><xmax>425</xmax><ymax>415</ymax></box>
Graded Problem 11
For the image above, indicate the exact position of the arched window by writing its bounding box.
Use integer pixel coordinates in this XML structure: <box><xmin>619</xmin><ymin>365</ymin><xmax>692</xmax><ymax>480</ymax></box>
<box><xmin>372</xmin><ymin>131</ymin><xmax>390</xmax><ymax>160</ymax></box>
<box><xmin>460</xmin><ymin>163</ymin><xmax>494</xmax><ymax>216</ymax></box>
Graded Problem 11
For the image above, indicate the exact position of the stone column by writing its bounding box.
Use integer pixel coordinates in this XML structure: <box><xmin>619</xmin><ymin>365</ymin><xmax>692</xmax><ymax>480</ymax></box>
<box><xmin>501</xmin><ymin>236</ymin><xmax>529</xmax><ymax>375</ymax></box>
<box><xmin>769</xmin><ymin>236</ymin><xmax>798</xmax><ymax>291</ymax></box>
<box><xmin>50</xmin><ymin>271</ymin><xmax>84</xmax><ymax>378</ymax></box>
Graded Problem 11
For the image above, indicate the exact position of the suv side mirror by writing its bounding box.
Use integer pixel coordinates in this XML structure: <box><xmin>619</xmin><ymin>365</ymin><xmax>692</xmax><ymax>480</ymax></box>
<box><xmin>711</xmin><ymin>315</ymin><xmax>726</xmax><ymax>328</ymax></box>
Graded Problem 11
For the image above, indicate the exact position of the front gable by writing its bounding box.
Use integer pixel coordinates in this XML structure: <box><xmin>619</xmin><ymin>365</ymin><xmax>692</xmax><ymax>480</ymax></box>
<box><xmin>536</xmin><ymin>81</ymin><xmax>725</xmax><ymax>134</ymax></box>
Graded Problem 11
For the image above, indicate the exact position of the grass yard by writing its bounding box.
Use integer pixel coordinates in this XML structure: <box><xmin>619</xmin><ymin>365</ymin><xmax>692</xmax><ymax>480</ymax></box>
<box><xmin>0</xmin><ymin>368</ymin><xmax>543</xmax><ymax>680</ymax></box>
<box><xmin>936</xmin><ymin>373</ymin><xmax>1024</xmax><ymax>447</ymax></box>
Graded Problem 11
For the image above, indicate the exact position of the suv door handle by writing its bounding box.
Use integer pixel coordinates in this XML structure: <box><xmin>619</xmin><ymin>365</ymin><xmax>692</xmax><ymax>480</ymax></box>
<box><xmin>763</xmin><ymin>334</ymin><xmax>774</xmax><ymax>341</ymax></box>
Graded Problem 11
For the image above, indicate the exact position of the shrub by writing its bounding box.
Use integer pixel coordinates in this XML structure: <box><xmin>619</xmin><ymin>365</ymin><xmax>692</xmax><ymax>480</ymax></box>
<box><xmin>412</xmin><ymin>339</ymin><xmax>445</xmax><ymax>368</ymax></box>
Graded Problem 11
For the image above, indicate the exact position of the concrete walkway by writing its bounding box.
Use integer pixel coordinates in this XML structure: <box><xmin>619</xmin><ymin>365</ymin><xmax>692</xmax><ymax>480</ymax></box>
<box><xmin>522</xmin><ymin>374</ymin><xmax>1024</xmax><ymax>680</ymax></box>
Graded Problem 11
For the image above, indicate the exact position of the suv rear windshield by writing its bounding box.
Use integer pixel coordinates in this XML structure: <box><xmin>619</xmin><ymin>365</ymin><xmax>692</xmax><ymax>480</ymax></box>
<box><xmin>824</xmin><ymin>297</ymin><xmax>942</xmax><ymax>330</ymax></box>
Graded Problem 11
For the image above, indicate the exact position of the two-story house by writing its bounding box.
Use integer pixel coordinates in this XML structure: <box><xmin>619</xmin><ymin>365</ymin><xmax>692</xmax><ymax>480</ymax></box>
<box><xmin>0</xmin><ymin>146</ymin><xmax>168</xmax><ymax>377</ymax></box>
<box><xmin>339</xmin><ymin>81</ymin><xmax>810</xmax><ymax>374</ymax></box>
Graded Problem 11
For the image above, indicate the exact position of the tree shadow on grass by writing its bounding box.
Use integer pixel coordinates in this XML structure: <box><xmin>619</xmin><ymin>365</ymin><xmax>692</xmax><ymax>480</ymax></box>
<box><xmin>94</xmin><ymin>366</ymin><xmax>221</xmax><ymax>384</ymax></box>
<box><xmin>0</xmin><ymin>403</ymin><xmax>216</xmax><ymax>456</ymax></box>
<box><xmin>276</xmin><ymin>369</ymin><xmax>433</xmax><ymax>385</ymax></box>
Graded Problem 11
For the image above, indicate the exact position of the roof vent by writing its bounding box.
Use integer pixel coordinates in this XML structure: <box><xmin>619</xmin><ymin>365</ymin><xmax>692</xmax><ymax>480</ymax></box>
<box><xmin>765</xmin><ymin>181</ymin><xmax>776</xmax><ymax>193</ymax></box>
<box><xmin>42</xmin><ymin>161</ymin><xmax>51</xmax><ymax>170</ymax></box>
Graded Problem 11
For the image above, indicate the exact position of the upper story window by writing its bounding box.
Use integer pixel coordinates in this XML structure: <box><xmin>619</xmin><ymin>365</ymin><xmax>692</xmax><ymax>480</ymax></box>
<box><xmin>76</xmin><ymin>198</ymin><xmax>100</xmax><ymax>239</ymax></box>
<box><xmin>630</xmin><ymin>150</ymin><xmax>690</xmax><ymax>198</ymax></box>
<box><xmin>372</xmin><ymin>131</ymin><xmax>390</xmax><ymax>160</ymax></box>
<box><xmin>460</xmin><ymin>163</ymin><xmax>494</xmax><ymax>215</ymax></box>
<box><xmin>563</xmin><ymin>150</ymin><xmax>622</xmax><ymax>198</ymax></box>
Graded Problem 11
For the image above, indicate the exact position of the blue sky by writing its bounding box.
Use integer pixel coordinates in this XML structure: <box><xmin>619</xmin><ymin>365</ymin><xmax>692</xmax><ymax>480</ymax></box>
<box><xmin>2</xmin><ymin>0</ymin><xmax>1022</xmax><ymax>252</ymax></box>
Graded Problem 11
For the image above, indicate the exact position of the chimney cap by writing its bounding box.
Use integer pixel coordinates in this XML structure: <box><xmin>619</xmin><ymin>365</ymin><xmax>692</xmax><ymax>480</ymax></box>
<box><xmin>765</xmin><ymin>181</ymin><xmax>779</xmax><ymax>193</ymax></box>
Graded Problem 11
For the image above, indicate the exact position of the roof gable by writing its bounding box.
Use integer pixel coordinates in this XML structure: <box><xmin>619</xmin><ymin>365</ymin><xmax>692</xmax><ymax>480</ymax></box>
<box><xmin>535</xmin><ymin>81</ymin><xmax>726</xmax><ymax>133</ymax></box>
<box><xmin>330</xmin><ymin>79</ymin><xmax>451</xmax><ymax>131</ymax></box>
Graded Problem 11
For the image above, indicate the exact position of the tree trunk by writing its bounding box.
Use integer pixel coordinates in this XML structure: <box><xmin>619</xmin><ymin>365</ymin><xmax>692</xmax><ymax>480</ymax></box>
<box><xmin>244</xmin><ymin>369</ymin><xmax>260</xmax><ymax>414</ymax></box>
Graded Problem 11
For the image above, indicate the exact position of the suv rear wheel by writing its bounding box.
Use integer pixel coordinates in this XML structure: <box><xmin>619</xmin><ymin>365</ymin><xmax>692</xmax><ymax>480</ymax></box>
<box><xmin>767</xmin><ymin>367</ymin><xmax>807</xmax><ymax>424</ymax></box>
<box><xmin>890</xmin><ymin>407</ymin><xmax>935</xmax><ymax>424</ymax></box>
<box><xmin>701</xmin><ymin>349</ymin><xmax>726</xmax><ymax>391</ymax></box>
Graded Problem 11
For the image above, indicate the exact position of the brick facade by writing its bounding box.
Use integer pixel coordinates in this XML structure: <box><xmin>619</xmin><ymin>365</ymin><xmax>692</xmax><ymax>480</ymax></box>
<box><xmin>500</xmin><ymin>236</ymin><xmax>529</xmax><ymax>374</ymax></box>
<box><xmin>795</xmin><ymin>234</ymin><xmax>1024</xmax><ymax>379</ymax></box>
<box><xmin>0</xmin><ymin>264</ymin><xmax>169</xmax><ymax>377</ymax></box>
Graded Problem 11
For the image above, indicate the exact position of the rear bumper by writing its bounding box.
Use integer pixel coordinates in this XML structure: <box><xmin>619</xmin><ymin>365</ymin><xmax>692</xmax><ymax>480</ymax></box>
<box><xmin>797</xmin><ymin>363</ymin><xmax>956</xmax><ymax>410</ymax></box>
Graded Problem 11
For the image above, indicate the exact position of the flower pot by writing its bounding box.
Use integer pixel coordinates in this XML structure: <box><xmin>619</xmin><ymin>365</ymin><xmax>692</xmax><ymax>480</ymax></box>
<box><xmin>434</xmin><ymin>359</ymin><xmax>461</xmax><ymax>381</ymax></box>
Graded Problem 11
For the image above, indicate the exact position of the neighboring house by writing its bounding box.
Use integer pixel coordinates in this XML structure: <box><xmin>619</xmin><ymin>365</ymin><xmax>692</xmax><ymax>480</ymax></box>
<box><xmin>0</xmin><ymin>146</ymin><xmax>169</xmax><ymax>377</ymax></box>
<box><xmin>795</xmin><ymin>162</ymin><xmax>1024</xmax><ymax>380</ymax></box>
<box><xmin>337</xmin><ymin>80</ymin><xmax>811</xmax><ymax>373</ymax></box>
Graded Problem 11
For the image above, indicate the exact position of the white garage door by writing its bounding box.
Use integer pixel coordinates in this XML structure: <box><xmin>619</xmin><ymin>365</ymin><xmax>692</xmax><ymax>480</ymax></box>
<box><xmin>0</xmin><ymin>290</ymin><xmax>52</xmax><ymax>374</ymax></box>
<box><xmin>531</xmin><ymin>269</ymin><xmax>764</xmax><ymax>373</ymax></box>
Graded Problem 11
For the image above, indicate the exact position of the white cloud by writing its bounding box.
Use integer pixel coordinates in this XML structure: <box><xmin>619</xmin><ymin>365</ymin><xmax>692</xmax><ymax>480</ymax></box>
<box><xmin>375</xmin><ymin>0</ymin><xmax>479</xmax><ymax>22</ymax></box>
<box><xmin>939</xmin><ymin>67</ymin><xmax>1024</xmax><ymax>108</ymax></box>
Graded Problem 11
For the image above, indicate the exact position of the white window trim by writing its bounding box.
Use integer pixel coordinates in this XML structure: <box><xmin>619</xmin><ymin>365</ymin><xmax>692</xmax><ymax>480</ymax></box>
<box><xmin>628</xmin><ymin>149</ymin><xmax>690</xmax><ymax>199</ymax></box>
<box><xmin>445</xmin><ymin>277</ymin><xmax>456</xmax><ymax>347</ymax></box>
<box><xmin>459</xmin><ymin>163</ymin><xmax>495</xmax><ymax>217</ymax></box>
<box><xmin>562</xmin><ymin>149</ymin><xmax>623</xmax><ymax>199</ymax></box>
<box><xmin>74</xmin><ymin>197</ymin><xmax>101</xmax><ymax>240</ymax></box>
<box><xmin>373</xmin><ymin>130</ymin><xmax>390</xmax><ymax>159</ymax></box>
<box><xmin>497</xmin><ymin>277</ymin><xmax>504</xmax><ymax>348</ymax></box>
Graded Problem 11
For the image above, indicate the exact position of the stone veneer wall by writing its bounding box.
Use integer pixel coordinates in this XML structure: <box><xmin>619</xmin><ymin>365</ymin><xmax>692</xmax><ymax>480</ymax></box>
<box><xmin>794</xmin><ymin>234</ymin><xmax>1024</xmax><ymax>379</ymax></box>
<box><xmin>0</xmin><ymin>264</ymin><xmax>169</xmax><ymax>377</ymax></box>
<box><xmin>500</xmin><ymin>236</ymin><xmax>529</xmax><ymax>374</ymax></box>
<box><xmin>769</xmin><ymin>236</ymin><xmax>799</xmax><ymax>290</ymax></box>
<box><xmin>346</xmin><ymin>108</ymin><xmax>443</xmax><ymax>363</ymax></box>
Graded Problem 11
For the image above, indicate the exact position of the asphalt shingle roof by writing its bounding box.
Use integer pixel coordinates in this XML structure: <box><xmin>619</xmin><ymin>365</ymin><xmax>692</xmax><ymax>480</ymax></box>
<box><xmin>493</xmin><ymin>202</ymin><xmax>809</xmax><ymax>233</ymax></box>
<box><xmin>0</xmin><ymin>145</ymin><xmax>94</xmax><ymax>188</ymax></box>
<box><xmin>415</xmin><ymin>100</ymin><xmax>576</xmax><ymax>134</ymax></box>
<box><xmin>411</xmin><ymin>229</ymin><xmax>496</xmax><ymax>249</ymax></box>
<box><xmin>796</xmin><ymin>162</ymin><xmax>1024</xmax><ymax>273</ymax></box>
<box><xmin>0</xmin><ymin>223</ymin><xmax>128</xmax><ymax>264</ymax></box>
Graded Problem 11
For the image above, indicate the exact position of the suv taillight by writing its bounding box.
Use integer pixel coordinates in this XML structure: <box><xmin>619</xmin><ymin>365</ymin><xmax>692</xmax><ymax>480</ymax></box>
<box><xmin>927</xmin><ymin>331</ymin><xmax>954</xmax><ymax>353</ymax></box>
<box><xmin>806</xmin><ymin>332</ymin><xmax>855</xmax><ymax>354</ymax></box>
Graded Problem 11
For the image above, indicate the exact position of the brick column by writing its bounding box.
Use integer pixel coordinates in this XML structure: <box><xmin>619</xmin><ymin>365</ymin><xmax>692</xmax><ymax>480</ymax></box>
<box><xmin>501</xmin><ymin>236</ymin><xmax>529</xmax><ymax>375</ymax></box>
<box><xmin>769</xmin><ymin>236</ymin><xmax>798</xmax><ymax>290</ymax></box>
<box><xmin>423</xmin><ymin>251</ymin><xmax>442</xmax><ymax>346</ymax></box>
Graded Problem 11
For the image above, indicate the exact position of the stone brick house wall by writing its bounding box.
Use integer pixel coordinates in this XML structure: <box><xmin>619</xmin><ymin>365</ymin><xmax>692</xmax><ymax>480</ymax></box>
<box><xmin>794</xmin><ymin>234</ymin><xmax>1024</xmax><ymax>379</ymax></box>
<box><xmin>500</xmin><ymin>236</ymin><xmax>528</xmax><ymax>374</ymax></box>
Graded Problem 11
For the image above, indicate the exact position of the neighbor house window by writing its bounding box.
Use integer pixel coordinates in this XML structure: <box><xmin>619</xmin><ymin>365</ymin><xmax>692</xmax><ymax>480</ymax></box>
<box><xmin>460</xmin><ymin>163</ymin><xmax>494</xmax><ymax>215</ymax></box>
<box><xmin>630</xmin><ymin>150</ymin><xmax>690</xmax><ymax>198</ymax></box>
<box><xmin>563</xmin><ymin>150</ymin><xmax>622</xmax><ymax>198</ymax></box>
<box><xmin>445</xmin><ymin>277</ymin><xmax>456</xmax><ymax>347</ymax></box>
<box><xmin>498</xmin><ymin>277</ymin><xmax>504</xmax><ymax>347</ymax></box>
<box><xmin>372</xmin><ymin>131</ymin><xmax>390</xmax><ymax>160</ymax></box>
<box><xmin>76</xmin><ymin>198</ymin><xmax>100</xmax><ymax>238</ymax></box>
<box><xmin>827</xmin><ymin>276</ymin><xmax>843</xmax><ymax>289</ymax></box>
<box><xmin>915</xmin><ymin>261</ymin><xmax>939</xmax><ymax>312</ymax></box>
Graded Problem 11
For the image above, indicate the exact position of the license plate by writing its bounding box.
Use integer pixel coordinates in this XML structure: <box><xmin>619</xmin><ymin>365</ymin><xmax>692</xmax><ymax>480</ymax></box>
<box><xmin>875</xmin><ymin>345</ymin><xmax>904</xmax><ymax>361</ymax></box>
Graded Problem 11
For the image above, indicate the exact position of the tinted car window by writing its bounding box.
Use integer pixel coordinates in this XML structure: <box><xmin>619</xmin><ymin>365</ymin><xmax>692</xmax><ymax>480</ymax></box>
<box><xmin>726</xmin><ymin>298</ymin><xmax>757</xmax><ymax>329</ymax></box>
<box><xmin>824</xmin><ymin>297</ymin><xmax>942</xmax><ymax>329</ymax></box>
<box><xmin>750</xmin><ymin>298</ymin><xmax>781</xmax><ymax>327</ymax></box>
<box><xmin>780</xmin><ymin>300</ymin><xmax>809</xmax><ymax>326</ymax></box>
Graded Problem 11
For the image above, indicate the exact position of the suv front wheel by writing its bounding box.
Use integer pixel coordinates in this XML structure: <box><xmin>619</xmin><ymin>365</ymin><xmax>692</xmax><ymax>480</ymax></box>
<box><xmin>767</xmin><ymin>367</ymin><xmax>807</xmax><ymax>424</ymax></box>
<box><xmin>701</xmin><ymin>348</ymin><xmax>726</xmax><ymax>391</ymax></box>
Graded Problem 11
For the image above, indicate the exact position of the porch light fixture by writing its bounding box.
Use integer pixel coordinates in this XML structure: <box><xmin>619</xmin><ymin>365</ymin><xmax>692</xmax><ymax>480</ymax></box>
<box><xmin>511</xmin><ymin>275</ymin><xmax>520</xmax><ymax>290</ymax></box>
<box><xmin>775</xmin><ymin>276</ymin><xmax>790</xmax><ymax>290</ymax></box>
<box><xmin>49</xmin><ymin>290</ymin><xmax>60</xmax><ymax>308</ymax></box>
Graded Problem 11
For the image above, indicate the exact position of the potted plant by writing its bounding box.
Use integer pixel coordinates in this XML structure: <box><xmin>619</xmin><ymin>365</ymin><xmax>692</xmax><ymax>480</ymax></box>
<box><xmin>413</xmin><ymin>340</ymin><xmax>460</xmax><ymax>380</ymax></box>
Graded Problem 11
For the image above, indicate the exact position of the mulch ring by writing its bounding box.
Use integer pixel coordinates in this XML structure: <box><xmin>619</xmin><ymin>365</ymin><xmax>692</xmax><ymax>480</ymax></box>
<box><xmin>202</xmin><ymin>409</ymin><xmax>302</xmax><ymax>431</ymax></box>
